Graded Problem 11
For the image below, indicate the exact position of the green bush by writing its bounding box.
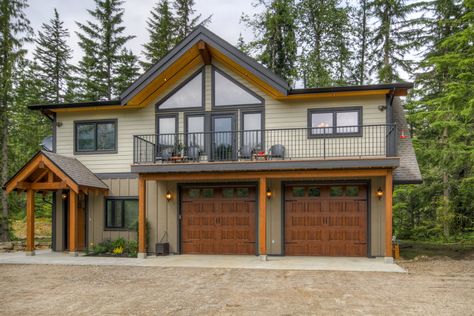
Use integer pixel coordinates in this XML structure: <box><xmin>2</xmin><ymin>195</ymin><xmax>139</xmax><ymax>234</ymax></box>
<box><xmin>91</xmin><ymin>238</ymin><xmax>138</xmax><ymax>257</ymax></box>
<box><xmin>127</xmin><ymin>240</ymin><xmax>138</xmax><ymax>257</ymax></box>
<box><xmin>112</xmin><ymin>237</ymin><xmax>127</xmax><ymax>250</ymax></box>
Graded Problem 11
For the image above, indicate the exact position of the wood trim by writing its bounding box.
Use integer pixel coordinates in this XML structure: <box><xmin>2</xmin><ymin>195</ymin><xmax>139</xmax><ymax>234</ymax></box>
<box><xmin>40</xmin><ymin>156</ymin><xmax>80</xmax><ymax>193</ymax></box>
<box><xmin>258</xmin><ymin>177</ymin><xmax>267</xmax><ymax>255</ymax></box>
<box><xmin>26</xmin><ymin>189</ymin><xmax>35</xmax><ymax>252</ymax></box>
<box><xmin>5</xmin><ymin>155</ymin><xmax>43</xmax><ymax>193</ymax></box>
<box><xmin>17</xmin><ymin>181</ymin><xmax>68</xmax><ymax>191</ymax></box>
<box><xmin>31</xmin><ymin>169</ymin><xmax>49</xmax><ymax>183</ymax></box>
<box><xmin>142</xmin><ymin>169</ymin><xmax>389</xmax><ymax>181</ymax></box>
<box><xmin>198</xmin><ymin>41</ymin><xmax>211</xmax><ymax>65</ymax></box>
<box><xmin>138</xmin><ymin>175</ymin><xmax>146</xmax><ymax>254</ymax></box>
<box><xmin>280</xmin><ymin>89</ymin><xmax>391</xmax><ymax>101</ymax></box>
<box><xmin>385</xmin><ymin>170</ymin><xmax>393</xmax><ymax>257</ymax></box>
<box><xmin>69</xmin><ymin>190</ymin><xmax>78</xmax><ymax>252</ymax></box>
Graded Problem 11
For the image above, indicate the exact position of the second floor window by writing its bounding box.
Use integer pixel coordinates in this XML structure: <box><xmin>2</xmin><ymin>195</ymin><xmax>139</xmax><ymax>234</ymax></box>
<box><xmin>308</xmin><ymin>107</ymin><xmax>362</xmax><ymax>137</ymax></box>
<box><xmin>75</xmin><ymin>120</ymin><xmax>117</xmax><ymax>153</ymax></box>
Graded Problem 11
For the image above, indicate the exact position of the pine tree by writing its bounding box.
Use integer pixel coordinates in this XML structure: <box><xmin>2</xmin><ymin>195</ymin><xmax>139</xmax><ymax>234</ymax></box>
<box><xmin>236</xmin><ymin>33</ymin><xmax>249</xmax><ymax>54</ymax></box>
<box><xmin>368</xmin><ymin>0</ymin><xmax>418</xmax><ymax>83</ymax></box>
<box><xmin>173</xmin><ymin>0</ymin><xmax>211</xmax><ymax>43</ymax></box>
<box><xmin>115</xmin><ymin>48</ymin><xmax>140</xmax><ymax>95</ymax></box>
<box><xmin>142</xmin><ymin>0</ymin><xmax>174</xmax><ymax>70</ymax></box>
<box><xmin>242</xmin><ymin>0</ymin><xmax>298</xmax><ymax>85</ymax></box>
<box><xmin>297</xmin><ymin>0</ymin><xmax>352</xmax><ymax>87</ymax></box>
<box><xmin>0</xmin><ymin>0</ymin><xmax>32</xmax><ymax>241</ymax></box>
<box><xmin>76</xmin><ymin>0</ymin><xmax>137</xmax><ymax>100</ymax></box>
<box><xmin>33</xmin><ymin>9</ymin><xmax>73</xmax><ymax>103</ymax></box>
<box><xmin>351</xmin><ymin>0</ymin><xmax>371</xmax><ymax>85</ymax></box>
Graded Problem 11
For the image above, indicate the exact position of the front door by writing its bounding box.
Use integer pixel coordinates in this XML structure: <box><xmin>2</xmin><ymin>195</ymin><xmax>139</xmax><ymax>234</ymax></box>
<box><xmin>211</xmin><ymin>114</ymin><xmax>236</xmax><ymax>161</ymax></box>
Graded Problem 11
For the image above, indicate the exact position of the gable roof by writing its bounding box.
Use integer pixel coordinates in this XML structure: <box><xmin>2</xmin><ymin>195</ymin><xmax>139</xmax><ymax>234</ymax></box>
<box><xmin>4</xmin><ymin>150</ymin><xmax>108</xmax><ymax>193</ymax></box>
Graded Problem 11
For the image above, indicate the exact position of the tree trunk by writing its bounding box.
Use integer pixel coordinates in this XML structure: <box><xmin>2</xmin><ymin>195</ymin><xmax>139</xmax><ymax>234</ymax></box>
<box><xmin>0</xmin><ymin>114</ymin><xmax>8</xmax><ymax>242</ymax></box>
<box><xmin>442</xmin><ymin>126</ymin><xmax>450</xmax><ymax>238</ymax></box>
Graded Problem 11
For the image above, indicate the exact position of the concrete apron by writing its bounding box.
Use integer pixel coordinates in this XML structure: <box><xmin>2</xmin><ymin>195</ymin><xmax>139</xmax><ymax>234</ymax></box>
<box><xmin>0</xmin><ymin>250</ymin><xmax>405</xmax><ymax>273</ymax></box>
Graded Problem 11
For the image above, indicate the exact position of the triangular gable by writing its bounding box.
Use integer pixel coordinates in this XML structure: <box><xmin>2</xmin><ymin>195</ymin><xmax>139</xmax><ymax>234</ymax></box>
<box><xmin>213</xmin><ymin>67</ymin><xmax>264</xmax><ymax>107</ymax></box>
<box><xmin>121</xmin><ymin>26</ymin><xmax>290</xmax><ymax>107</ymax></box>
<box><xmin>4</xmin><ymin>151</ymin><xmax>108</xmax><ymax>194</ymax></box>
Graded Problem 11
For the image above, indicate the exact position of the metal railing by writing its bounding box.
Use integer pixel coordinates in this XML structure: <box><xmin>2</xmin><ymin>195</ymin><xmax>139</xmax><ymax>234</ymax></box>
<box><xmin>133</xmin><ymin>124</ymin><xmax>397</xmax><ymax>164</ymax></box>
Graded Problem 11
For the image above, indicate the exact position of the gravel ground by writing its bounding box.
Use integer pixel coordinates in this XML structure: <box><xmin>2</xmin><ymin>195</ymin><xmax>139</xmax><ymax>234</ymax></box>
<box><xmin>0</xmin><ymin>258</ymin><xmax>473</xmax><ymax>315</ymax></box>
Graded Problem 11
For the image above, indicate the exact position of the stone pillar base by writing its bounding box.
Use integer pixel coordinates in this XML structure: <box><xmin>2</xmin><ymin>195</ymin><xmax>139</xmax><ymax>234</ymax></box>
<box><xmin>25</xmin><ymin>250</ymin><xmax>35</xmax><ymax>256</ymax></box>
<box><xmin>259</xmin><ymin>255</ymin><xmax>267</xmax><ymax>262</ymax></box>
<box><xmin>69</xmin><ymin>251</ymin><xmax>78</xmax><ymax>257</ymax></box>
<box><xmin>384</xmin><ymin>256</ymin><xmax>394</xmax><ymax>264</ymax></box>
<box><xmin>137</xmin><ymin>252</ymin><xmax>147</xmax><ymax>259</ymax></box>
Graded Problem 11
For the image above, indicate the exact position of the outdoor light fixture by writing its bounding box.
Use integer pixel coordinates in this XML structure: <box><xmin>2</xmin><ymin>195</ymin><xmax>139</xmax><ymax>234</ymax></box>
<box><xmin>266</xmin><ymin>188</ymin><xmax>272</xmax><ymax>199</ymax></box>
<box><xmin>376</xmin><ymin>187</ymin><xmax>384</xmax><ymax>200</ymax></box>
<box><xmin>61</xmin><ymin>192</ymin><xmax>68</xmax><ymax>200</ymax></box>
<box><xmin>165</xmin><ymin>191</ymin><xmax>172</xmax><ymax>201</ymax></box>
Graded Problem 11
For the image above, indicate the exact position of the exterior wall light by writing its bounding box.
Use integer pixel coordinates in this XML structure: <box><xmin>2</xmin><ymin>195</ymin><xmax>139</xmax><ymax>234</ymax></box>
<box><xmin>61</xmin><ymin>192</ymin><xmax>68</xmax><ymax>200</ymax></box>
<box><xmin>266</xmin><ymin>188</ymin><xmax>272</xmax><ymax>199</ymax></box>
<box><xmin>165</xmin><ymin>191</ymin><xmax>172</xmax><ymax>201</ymax></box>
<box><xmin>376</xmin><ymin>187</ymin><xmax>384</xmax><ymax>200</ymax></box>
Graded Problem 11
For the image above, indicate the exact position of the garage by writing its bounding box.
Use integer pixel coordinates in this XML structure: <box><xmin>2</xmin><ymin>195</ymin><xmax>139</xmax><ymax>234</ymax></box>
<box><xmin>284</xmin><ymin>184</ymin><xmax>368</xmax><ymax>257</ymax></box>
<box><xmin>180</xmin><ymin>185</ymin><xmax>257</xmax><ymax>255</ymax></box>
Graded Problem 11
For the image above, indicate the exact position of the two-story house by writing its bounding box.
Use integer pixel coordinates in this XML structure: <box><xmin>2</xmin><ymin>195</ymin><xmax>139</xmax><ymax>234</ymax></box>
<box><xmin>5</xmin><ymin>27</ymin><xmax>421</xmax><ymax>262</ymax></box>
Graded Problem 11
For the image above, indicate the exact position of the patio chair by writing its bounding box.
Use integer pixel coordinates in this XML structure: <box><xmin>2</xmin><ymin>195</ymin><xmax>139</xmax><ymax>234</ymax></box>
<box><xmin>239</xmin><ymin>145</ymin><xmax>254</xmax><ymax>160</ymax></box>
<box><xmin>269</xmin><ymin>144</ymin><xmax>285</xmax><ymax>160</ymax></box>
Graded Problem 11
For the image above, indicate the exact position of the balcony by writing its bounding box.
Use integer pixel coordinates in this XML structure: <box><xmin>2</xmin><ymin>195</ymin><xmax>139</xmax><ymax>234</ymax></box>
<box><xmin>133</xmin><ymin>124</ymin><xmax>398</xmax><ymax>172</ymax></box>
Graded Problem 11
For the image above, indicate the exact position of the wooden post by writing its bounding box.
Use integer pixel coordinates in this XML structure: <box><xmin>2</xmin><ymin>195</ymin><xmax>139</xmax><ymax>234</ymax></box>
<box><xmin>25</xmin><ymin>189</ymin><xmax>35</xmax><ymax>255</ymax></box>
<box><xmin>258</xmin><ymin>177</ymin><xmax>267</xmax><ymax>259</ymax></box>
<box><xmin>385</xmin><ymin>170</ymin><xmax>393</xmax><ymax>259</ymax></box>
<box><xmin>138</xmin><ymin>175</ymin><xmax>146</xmax><ymax>258</ymax></box>
<box><xmin>69</xmin><ymin>190</ymin><xmax>78</xmax><ymax>256</ymax></box>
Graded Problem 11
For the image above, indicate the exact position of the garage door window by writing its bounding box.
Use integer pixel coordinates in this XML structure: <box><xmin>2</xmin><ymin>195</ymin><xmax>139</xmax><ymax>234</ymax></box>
<box><xmin>236</xmin><ymin>188</ymin><xmax>249</xmax><ymax>198</ymax></box>
<box><xmin>308</xmin><ymin>187</ymin><xmax>321</xmax><ymax>197</ymax></box>
<box><xmin>188</xmin><ymin>189</ymin><xmax>200</xmax><ymax>198</ymax></box>
<box><xmin>223</xmin><ymin>188</ymin><xmax>234</xmax><ymax>198</ymax></box>
<box><xmin>292</xmin><ymin>187</ymin><xmax>305</xmax><ymax>197</ymax></box>
<box><xmin>329</xmin><ymin>186</ymin><xmax>344</xmax><ymax>197</ymax></box>
<box><xmin>345</xmin><ymin>186</ymin><xmax>360</xmax><ymax>197</ymax></box>
<box><xmin>202</xmin><ymin>188</ymin><xmax>214</xmax><ymax>198</ymax></box>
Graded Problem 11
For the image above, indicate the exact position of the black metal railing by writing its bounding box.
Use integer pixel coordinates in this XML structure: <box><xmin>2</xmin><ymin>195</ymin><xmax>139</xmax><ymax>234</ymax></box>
<box><xmin>133</xmin><ymin>124</ymin><xmax>397</xmax><ymax>164</ymax></box>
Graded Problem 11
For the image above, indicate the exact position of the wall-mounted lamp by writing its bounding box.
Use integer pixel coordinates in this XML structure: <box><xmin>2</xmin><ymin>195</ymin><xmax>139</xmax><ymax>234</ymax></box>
<box><xmin>376</xmin><ymin>187</ymin><xmax>384</xmax><ymax>200</ymax></box>
<box><xmin>56</xmin><ymin>121</ymin><xmax>63</xmax><ymax>127</ymax></box>
<box><xmin>165</xmin><ymin>191</ymin><xmax>172</xmax><ymax>201</ymax></box>
<box><xmin>61</xmin><ymin>192</ymin><xmax>68</xmax><ymax>200</ymax></box>
<box><xmin>378</xmin><ymin>105</ymin><xmax>387</xmax><ymax>112</ymax></box>
<box><xmin>266</xmin><ymin>187</ymin><xmax>272</xmax><ymax>199</ymax></box>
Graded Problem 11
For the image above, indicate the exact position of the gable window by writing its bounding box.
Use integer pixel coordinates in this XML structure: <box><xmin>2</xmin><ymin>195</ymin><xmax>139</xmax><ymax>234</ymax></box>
<box><xmin>308</xmin><ymin>107</ymin><xmax>362</xmax><ymax>137</ymax></box>
<box><xmin>75</xmin><ymin>120</ymin><xmax>117</xmax><ymax>153</ymax></box>
<box><xmin>212</xmin><ymin>67</ymin><xmax>264</xmax><ymax>107</ymax></box>
<box><xmin>105</xmin><ymin>198</ymin><xmax>138</xmax><ymax>230</ymax></box>
<box><xmin>157</xmin><ymin>70</ymin><xmax>204</xmax><ymax>110</ymax></box>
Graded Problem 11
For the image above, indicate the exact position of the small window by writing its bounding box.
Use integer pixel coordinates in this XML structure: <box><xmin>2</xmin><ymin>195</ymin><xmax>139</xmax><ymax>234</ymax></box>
<box><xmin>236</xmin><ymin>188</ymin><xmax>250</xmax><ymax>198</ymax></box>
<box><xmin>308</xmin><ymin>187</ymin><xmax>321</xmax><ymax>197</ymax></box>
<box><xmin>188</xmin><ymin>189</ymin><xmax>200</xmax><ymax>198</ymax></box>
<box><xmin>105</xmin><ymin>198</ymin><xmax>138</xmax><ymax>230</ymax></box>
<box><xmin>75</xmin><ymin>120</ymin><xmax>117</xmax><ymax>153</ymax></box>
<box><xmin>202</xmin><ymin>188</ymin><xmax>214</xmax><ymax>198</ymax></box>
<box><xmin>330</xmin><ymin>186</ymin><xmax>344</xmax><ymax>197</ymax></box>
<box><xmin>308</xmin><ymin>108</ymin><xmax>362</xmax><ymax>137</ymax></box>
<box><xmin>223</xmin><ymin>188</ymin><xmax>234</xmax><ymax>198</ymax></box>
<box><xmin>158</xmin><ymin>71</ymin><xmax>203</xmax><ymax>109</ymax></box>
<box><xmin>213</xmin><ymin>68</ymin><xmax>263</xmax><ymax>107</ymax></box>
<box><xmin>345</xmin><ymin>186</ymin><xmax>360</xmax><ymax>197</ymax></box>
<box><xmin>292</xmin><ymin>187</ymin><xmax>305</xmax><ymax>197</ymax></box>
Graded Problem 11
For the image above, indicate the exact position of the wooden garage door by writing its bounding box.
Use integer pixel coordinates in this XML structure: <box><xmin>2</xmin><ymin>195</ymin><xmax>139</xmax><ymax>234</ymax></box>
<box><xmin>181</xmin><ymin>186</ymin><xmax>256</xmax><ymax>255</ymax></box>
<box><xmin>285</xmin><ymin>184</ymin><xmax>367</xmax><ymax>257</ymax></box>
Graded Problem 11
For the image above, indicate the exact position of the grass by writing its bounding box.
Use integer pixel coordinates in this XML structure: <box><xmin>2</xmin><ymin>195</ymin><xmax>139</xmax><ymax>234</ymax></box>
<box><xmin>399</xmin><ymin>240</ymin><xmax>474</xmax><ymax>260</ymax></box>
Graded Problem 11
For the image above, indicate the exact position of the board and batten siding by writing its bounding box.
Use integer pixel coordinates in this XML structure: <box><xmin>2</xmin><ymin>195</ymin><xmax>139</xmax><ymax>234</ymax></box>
<box><xmin>55</xmin><ymin>61</ymin><xmax>387</xmax><ymax>172</ymax></box>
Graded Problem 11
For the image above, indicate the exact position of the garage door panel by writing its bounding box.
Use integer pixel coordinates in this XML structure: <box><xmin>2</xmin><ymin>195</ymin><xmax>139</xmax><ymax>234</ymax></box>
<box><xmin>285</xmin><ymin>184</ymin><xmax>368</xmax><ymax>257</ymax></box>
<box><xmin>181</xmin><ymin>186</ymin><xmax>256</xmax><ymax>255</ymax></box>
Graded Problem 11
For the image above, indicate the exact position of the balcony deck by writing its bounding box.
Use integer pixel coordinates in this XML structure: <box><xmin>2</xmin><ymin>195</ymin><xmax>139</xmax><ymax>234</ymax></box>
<box><xmin>132</xmin><ymin>124</ymin><xmax>398</xmax><ymax>173</ymax></box>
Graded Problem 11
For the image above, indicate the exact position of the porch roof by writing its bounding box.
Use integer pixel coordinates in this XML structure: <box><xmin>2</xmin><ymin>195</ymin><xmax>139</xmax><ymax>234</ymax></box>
<box><xmin>3</xmin><ymin>150</ymin><xmax>108</xmax><ymax>194</ymax></box>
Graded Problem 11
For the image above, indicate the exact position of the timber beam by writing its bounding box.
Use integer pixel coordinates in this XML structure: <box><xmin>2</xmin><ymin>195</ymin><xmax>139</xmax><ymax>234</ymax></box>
<box><xmin>198</xmin><ymin>41</ymin><xmax>212</xmax><ymax>65</ymax></box>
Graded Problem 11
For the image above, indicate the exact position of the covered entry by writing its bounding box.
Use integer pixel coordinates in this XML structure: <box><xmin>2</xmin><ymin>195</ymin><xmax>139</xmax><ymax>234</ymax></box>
<box><xmin>284</xmin><ymin>183</ymin><xmax>368</xmax><ymax>257</ymax></box>
<box><xmin>180</xmin><ymin>184</ymin><xmax>257</xmax><ymax>255</ymax></box>
<box><xmin>4</xmin><ymin>150</ymin><xmax>108</xmax><ymax>255</ymax></box>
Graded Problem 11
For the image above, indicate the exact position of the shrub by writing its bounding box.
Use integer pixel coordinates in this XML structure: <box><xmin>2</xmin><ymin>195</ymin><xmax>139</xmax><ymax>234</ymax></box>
<box><xmin>126</xmin><ymin>240</ymin><xmax>138</xmax><ymax>257</ymax></box>
<box><xmin>112</xmin><ymin>246</ymin><xmax>124</xmax><ymax>255</ymax></box>
<box><xmin>112</xmin><ymin>237</ymin><xmax>127</xmax><ymax>250</ymax></box>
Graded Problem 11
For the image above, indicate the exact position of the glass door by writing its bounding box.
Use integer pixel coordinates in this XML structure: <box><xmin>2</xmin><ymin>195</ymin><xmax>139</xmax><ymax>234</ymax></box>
<box><xmin>211</xmin><ymin>114</ymin><xmax>236</xmax><ymax>161</ymax></box>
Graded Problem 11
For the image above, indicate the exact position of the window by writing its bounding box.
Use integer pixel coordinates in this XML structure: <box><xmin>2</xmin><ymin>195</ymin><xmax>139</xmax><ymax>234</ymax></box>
<box><xmin>105</xmin><ymin>198</ymin><xmax>138</xmax><ymax>230</ymax></box>
<box><xmin>308</xmin><ymin>107</ymin><xmax>362</xmax><ymax>137</ymax></box>
<box><xmin>308</xmin><ymin>187</ymin><xmax>321</xmax><ymax>197</ymax></box>
<box><xmin>158</xmin><ymin>70</ymin><xmax>203</xmax><ymax>109</ymax></box>
<box><xmin>292</xmin><ymin>187</ymin><xmax>305</xmax><ymax>197</ymax></box>
<box><xmin>213</xmin><ymin>68</ymin><xmax>263</xmax><ymax>107</ymax></box>
<box><xmin>75</xmin><ymin>120</ymin><xmax>117</xmax><ymax>153</ymax></box>
<box><xmin>330</xmin><ymin>186</ymin><xmax>344</xmax><ymax>197</ymax></box>
<box><xmin>242</xmin><ymin>112</ymin><xmax>262</xmax><ymax>150</ymax></box>
<box><xmin>158</xmin><ymin>116</ymin><xmax>177</xmax><ymax>146</ymax></box>
<box><xmin>186</xmin><ymin>115</ymin><xmax>205</xmax><ymax>151</ymax></box>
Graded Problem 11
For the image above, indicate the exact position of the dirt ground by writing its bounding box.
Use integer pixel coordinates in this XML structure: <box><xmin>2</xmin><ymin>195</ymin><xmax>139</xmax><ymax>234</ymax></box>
<box><xmin>0</xmin><ymin>257</ymin><xmax>473</xmax><ymax>316</ymax></box>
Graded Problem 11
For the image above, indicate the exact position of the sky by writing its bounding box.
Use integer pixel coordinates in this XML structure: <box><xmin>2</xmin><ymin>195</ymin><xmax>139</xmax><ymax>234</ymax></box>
<box><xmin>25</xmin><ymin>0</ymin><xmax>261</xmax><ymax>64</ymax></box>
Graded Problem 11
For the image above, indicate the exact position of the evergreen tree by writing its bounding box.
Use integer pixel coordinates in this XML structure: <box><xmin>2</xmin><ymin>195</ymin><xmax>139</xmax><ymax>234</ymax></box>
<box><xmin>297</xmin><ymin>0</ymin><xmax>352</xmax><ymax>87</ymax></box>
<box><xmin>115</xmin><ymin>48</ymin><xmax>140</xmax><ymax>95</ymax></box>
<box><xmin>351</xmin><ymin>0</ymin><xmax>371</xmax><ymax>85</ymax></box>
<box><xmin>142</xmin><ymin>0</ymin><xmax>174</xmax><ymax>70</ymax></box>
<box><xmin>76</xmin><ymin>0</ymin><xmax>137</xmax><ymax>100</ymax></box>
<box><xmin>173</xmin><ymin>0</ymin><xmax>211</xmax><ymax>43</ymax></box>
<box><xmin>0</xmin><ymin>0</ymin><xmax>32</xmax><ymax>241</ymax></box>
<box><xmin>236</xmin><ymin>33</ymin><xmax>250</xmax><ymax>55</ymax></box>
<box><xmin>242</xmin><ymin>0</ymin><xmax>298</xmax><ymax>85</ymax></box>
<box><xmin>33</xmin><ymin>9</ymin><xmax>73</xmax><ymax>103</ymax></box>
<box><xmin>368</xmin><ymin>0</ymin><xmax>418</xmax><ymax>83</ymax></box>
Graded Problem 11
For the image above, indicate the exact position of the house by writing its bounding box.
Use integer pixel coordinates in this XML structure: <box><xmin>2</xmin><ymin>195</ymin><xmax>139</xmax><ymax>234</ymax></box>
<box><xmin>4</xmin><ymin>26</ymin><xmax>421</xmax><ymax>262</ymax></box>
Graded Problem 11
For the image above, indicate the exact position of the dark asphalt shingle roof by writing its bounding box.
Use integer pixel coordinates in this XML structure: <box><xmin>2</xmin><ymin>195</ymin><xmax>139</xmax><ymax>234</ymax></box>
<box><xmin>41</xmin><ymin>150</ymin><xmax>109</xmax><ymax>189</ymax></box>
<box><xmin>392</xmin><ymin>98</ymin><xmax>423</xmax><ymax>184</ymax></box>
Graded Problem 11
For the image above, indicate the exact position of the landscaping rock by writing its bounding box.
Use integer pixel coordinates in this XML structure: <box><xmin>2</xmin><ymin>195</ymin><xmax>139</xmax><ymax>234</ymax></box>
<box><xmin>0</xmin><ymin>242</ymin><xmax>14</xmax><ymax>251</ymax></box>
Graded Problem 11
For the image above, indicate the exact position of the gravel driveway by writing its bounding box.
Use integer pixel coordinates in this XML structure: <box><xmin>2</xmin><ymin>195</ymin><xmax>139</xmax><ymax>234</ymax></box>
<box><xmin>0</xmin><ymin>258</ymin><xmax>472</xmax><ymax>315</ymax></box>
